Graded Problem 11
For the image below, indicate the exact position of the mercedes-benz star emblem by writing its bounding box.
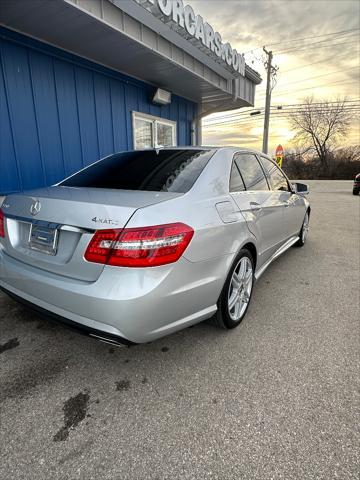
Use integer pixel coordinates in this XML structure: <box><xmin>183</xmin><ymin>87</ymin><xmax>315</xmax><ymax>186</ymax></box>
<box><xmin>30</xmin><ymin>200</ymin><xmax>41</xmax><ymax>216</ymax></box>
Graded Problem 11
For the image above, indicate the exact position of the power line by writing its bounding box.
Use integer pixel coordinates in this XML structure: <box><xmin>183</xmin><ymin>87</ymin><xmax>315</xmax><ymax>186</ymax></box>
<box><xmin>274</xmin><ymin>80</ymin><xmax>359</xmax><ymax>97</ymax></box>
<box><xmin>204</xmin><ymin>110</ymin><xmax>360</xmax><ymax>128</ymax></box>
<box><xmin>257</xmin><ymin>79</ymin><xmax>359</xmax><ymax>100</ymax></box>
<box><xmin>203</xmin><ymin>112</ymin><xmax>360</xmax><ymax>130</ymax></box>
<box><xmin>276</xmin><ymin>66</ymin><xmax>359</xmax><ymax>88</ymax></box>
<box><xmin>203</xmin><ymin>106</ymin><xmax>360</xmax><ymax>128</ymax></box>
<box><xmin>267</xmin><ymin>27</ymin><xmax>360</xmax><ymax>48</ymax></box>
<box><xmin>280</xmin><ymin>49</ymin><xmax>360</xmax><ymax>74</ymax></box>
<box><xmin>245</xmin><ymin>47</ymin><xmax>360</xmax><ymax>96</ymax></box>
<box><xmin>203</xmin><ymin>109</ymin><xmax>360</xmax><ymax>129</ymax></box>
<box><xmin>203</xmin><ymin>108</ymin><xmax>360</xmax><ymax>130</ymax></box>
<box><xmin>273</xmin><ymin>99</ymin><xmax>360</xmax><ymax>107</ymax></box>
<box><xmin>203</xmin><ymin>118</ymin><xmax>360</xmax><ymax>130</ymax></box>
<box><xmin>203</xmin><ymin>100</ymin><xmax>360</xmax><ymax>125</ymax></box>
<box><xmin>275</xmin><ymin>31</ymin><xmax>359</xmax><ymax>54</ymax></box>
<box><xmin>277</xmin><ymin>40</ymin><xmax>359</xmax><ymax>55</ymax></box>
<box><xmin>243</xmin><ymin>28</ymin><xmax>360</xmax><ymax>55</ymax></box>
<box><xmin>203</xmin><ymin>99</ymin><xmax>360</xmax><ymax>118</ymax></box>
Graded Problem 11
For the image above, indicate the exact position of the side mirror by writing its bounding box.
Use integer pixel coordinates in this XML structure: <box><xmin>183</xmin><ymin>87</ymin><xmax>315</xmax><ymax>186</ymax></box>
<box><xmin>292</xmin><ymin>182</ymin><xmax>309</xmax><ymax>195</ymax></box>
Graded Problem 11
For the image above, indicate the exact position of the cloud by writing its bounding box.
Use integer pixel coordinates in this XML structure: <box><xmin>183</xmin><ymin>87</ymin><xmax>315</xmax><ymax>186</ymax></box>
<box><xmin>189</xmin><ymin>0</ymin><xmax>359</xmax><ymax>52</ymax></box>
<box><xmin>204</xmin><ymin>130</ymin><xmax>259</xmax><ymax>143</ymax></box>
<box><xmin>187</xmin><ymin>0</ymin><xmax>360</xmax><ymax>152</ymax></box>
<box><xmin>203</xmin><ymin>123</ymin><xmax>264</xmax><ymax>149</ymax></box>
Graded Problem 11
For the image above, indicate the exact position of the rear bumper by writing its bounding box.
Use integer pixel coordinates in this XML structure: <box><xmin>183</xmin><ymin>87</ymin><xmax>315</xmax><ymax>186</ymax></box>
<box><xmin>0</xmin><ymin>249</ymin><xmax>231</xmax><ymax>343</ymax></box>
<box><xmin>0</xmin><ymin>286</ymin><xmax>134</xmax><ymax>346</ymax></box>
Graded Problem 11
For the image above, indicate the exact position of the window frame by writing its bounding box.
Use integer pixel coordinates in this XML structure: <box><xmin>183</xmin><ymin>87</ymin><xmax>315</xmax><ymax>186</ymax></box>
<box><xmin>257</xmin><ymin>155</ymin><xmax>291</xmax><ymax>192</ymax></box>
<box><xmin>132</xmin><ymin>111</ymin><xmax>177</xmax><ymax>150</ymax></box>
<box><xmin>230</xmin><ymin>152</ymin><xmax>270</xmax><ymax>192</ymax></box>
<box><xmin>229</xmin><ymin>159</ymin><xmax>246</xmax><ymax>192</ymax></box>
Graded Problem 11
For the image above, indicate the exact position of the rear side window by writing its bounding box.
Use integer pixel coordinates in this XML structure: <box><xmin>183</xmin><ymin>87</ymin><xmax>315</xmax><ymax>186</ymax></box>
<box><xmin>260</xmin><ymin>157</ymin><xmax>289</xmax><ymax>191</ymax></box>
<box><xmin>60</xmin><ymin>149</ymin><xmax>213</xmax><ymax>193</ymax></box>
<box><xmin>234</xmin><ymin>154</ymin><xmax>269</xmax><ymax>191</ymax></box>
<box><xmin>229</xmin><ymin>162</ymin><xmax>245</xmax><ymax>192</ymax></box>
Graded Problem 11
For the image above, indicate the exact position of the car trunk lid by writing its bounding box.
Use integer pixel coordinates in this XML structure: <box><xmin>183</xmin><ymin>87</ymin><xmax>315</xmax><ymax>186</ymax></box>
<box><xmin>1</xmin><ymin>186</ymin><xmax>182</xmax><ymax>282</ymax></box>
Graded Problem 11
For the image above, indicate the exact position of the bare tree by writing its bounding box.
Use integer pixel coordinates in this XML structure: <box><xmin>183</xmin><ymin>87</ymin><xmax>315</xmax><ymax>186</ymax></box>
<box><xmin>288</xmin><ymin>97</ymin><xmax>353</xmax><ymax>170</ymax></box>
<box><xmin>334</xmin><ymin>145</ymin><xmax>360</xmax><ymax>163</ymax></box>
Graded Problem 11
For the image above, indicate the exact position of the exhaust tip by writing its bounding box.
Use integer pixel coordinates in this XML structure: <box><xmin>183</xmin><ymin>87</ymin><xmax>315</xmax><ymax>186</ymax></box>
<box><xmin>89</xmin><ymin>333</ymin><xmax>127</xmax><ymax>347</ymax></box>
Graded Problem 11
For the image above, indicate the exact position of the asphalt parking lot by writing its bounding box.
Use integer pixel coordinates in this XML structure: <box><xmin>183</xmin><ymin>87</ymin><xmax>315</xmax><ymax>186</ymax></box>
<box><xmin>0</xmin><ymin>180</ymin><xmax>359</xmax><ymax>480</ymax></box>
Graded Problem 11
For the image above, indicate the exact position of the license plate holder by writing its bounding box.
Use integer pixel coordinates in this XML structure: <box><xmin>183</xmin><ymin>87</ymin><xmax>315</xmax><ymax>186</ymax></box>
<box><xmin>28</xmin><ymin>222</ymin><xmax>59</xmax><ymax>256</ymax></box>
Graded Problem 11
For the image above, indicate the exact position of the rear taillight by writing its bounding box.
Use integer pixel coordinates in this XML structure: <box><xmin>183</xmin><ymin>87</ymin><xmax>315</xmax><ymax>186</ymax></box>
<box><xmin>85</xmin><ymin>223</ymin><xmax>194</xmax><ymax>267</ymax></box>
<box><xmin>0</xmin><ymin>209</ymin><xmax>5</xmax><ymax>238</ymax></box>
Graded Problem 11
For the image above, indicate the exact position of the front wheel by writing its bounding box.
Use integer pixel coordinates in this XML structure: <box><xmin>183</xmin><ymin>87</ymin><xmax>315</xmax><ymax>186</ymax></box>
<box><xmin>295</xmin><ymin>211</ymin><xmax>310</xmax><ymax>247</ymax></box>
<box><xmin>353</xmin><ymin>189</ymin><xmax>359</xmax><ymax>196</ymax></box>
<box><xmin>211</xmin><ymin>249</ymin><xmax>254</xmax><ymax>329</ymax></box>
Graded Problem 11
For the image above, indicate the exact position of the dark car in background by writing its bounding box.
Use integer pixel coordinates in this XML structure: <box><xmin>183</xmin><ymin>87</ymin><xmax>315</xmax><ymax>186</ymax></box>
<box><xmin>353</xmin><ymin>174</ymin><xmax>360</xmax><ymax>195</ymax></box>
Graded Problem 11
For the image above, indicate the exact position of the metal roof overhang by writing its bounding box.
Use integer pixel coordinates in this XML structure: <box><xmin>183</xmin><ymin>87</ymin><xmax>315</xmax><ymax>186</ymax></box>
<box><xmin>0</xmin><ymin>0</ymin><xmax>262</xmax><ymax>115</ymax></box>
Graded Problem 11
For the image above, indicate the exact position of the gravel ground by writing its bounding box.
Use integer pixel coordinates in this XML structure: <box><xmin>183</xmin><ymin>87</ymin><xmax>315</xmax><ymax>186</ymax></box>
<box><xmin>0</xmin><ymin>180</ymin><xmax>359</xmax><ymax>480</ymax></box>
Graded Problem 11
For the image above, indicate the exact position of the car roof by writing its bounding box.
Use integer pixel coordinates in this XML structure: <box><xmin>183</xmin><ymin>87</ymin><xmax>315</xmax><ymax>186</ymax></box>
<box><xmin>136</xmin><ymin>146</ymin><xmax>270</xmax><ymax>158</ymax></box>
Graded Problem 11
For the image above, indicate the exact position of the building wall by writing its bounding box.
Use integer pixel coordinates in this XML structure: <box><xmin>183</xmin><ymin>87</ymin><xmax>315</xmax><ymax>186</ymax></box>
<box><xmin>0</xmin><ymin>27</ymin><xmax>197</xmax><ymax>194</ymax></box>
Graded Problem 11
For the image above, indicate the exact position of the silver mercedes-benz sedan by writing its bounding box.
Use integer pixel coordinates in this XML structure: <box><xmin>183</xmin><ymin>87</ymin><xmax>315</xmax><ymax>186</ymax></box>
<box><xmin>0</xmin><ymin>147</ymin><xmax>310</xmax><ymax>345</ymax></box>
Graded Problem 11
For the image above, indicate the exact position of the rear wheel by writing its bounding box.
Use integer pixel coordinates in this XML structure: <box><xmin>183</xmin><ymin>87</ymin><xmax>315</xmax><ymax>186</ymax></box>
<box><xmin>353</xmin><ymin>189</ymin><xmax>359</xmax><ymax>195</ymax></box>
<box><xmin>295</xmin><ymin>211</ymin><xmax>310</xmax><ymax>247</ymax></box>
<box><xmin>211</xmin><ymin>249</ymin><xmax>254</xmax><ymax>329</ymax></box>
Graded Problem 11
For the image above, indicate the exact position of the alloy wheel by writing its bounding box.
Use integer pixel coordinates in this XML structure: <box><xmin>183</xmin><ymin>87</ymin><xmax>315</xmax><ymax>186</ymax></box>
<box><xmin>302</xmin><ymin>212</ymin><xmax>310</xmax><ymax>243</ymax></box>
<box><xmin>228</xmin><ymin>256</ymin><xmax>253</xmax><ymax>321</ymax></box>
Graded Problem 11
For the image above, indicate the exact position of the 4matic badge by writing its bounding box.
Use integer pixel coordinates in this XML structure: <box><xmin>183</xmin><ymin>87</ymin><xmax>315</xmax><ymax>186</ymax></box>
<box><xmin>92</xmin><ymin>217</ymin><xmax>119</xmax><ymax>226</ymax></box>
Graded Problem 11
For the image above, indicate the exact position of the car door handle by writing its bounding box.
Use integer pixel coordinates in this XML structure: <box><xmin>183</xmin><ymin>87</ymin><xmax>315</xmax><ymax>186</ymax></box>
<box><xmin>250</xmin><ymin>202</ymin><xmax>262</xmax><ymax>211</ymax></box>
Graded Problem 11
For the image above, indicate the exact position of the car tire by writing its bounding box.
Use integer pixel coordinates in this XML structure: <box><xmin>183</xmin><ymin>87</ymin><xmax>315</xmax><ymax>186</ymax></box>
<box><xmin>353</xmin><ymin>189</ymin><xmax>359</xmax><ymax>195</ymax></box>
<box><xmin>210</xmin><ymin>249</ymin><xmax>254</xmax><ymax>330</ymax></box>
<box><xmin>295</xmin><ymin>210</ymin><xmax>310</xmax><ymax>247</ymax></box>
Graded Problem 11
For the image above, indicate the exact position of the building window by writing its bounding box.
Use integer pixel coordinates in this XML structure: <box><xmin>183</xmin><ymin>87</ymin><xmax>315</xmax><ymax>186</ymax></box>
<box><xmin>132</xmin><ymin>112</ymin><xmax>177</xmax><ymax>149</ymax></box>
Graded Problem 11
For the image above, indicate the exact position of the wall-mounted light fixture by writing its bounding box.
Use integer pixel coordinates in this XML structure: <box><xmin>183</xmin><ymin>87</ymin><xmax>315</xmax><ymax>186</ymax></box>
<box><xmin>152</xmin><ymin>88</ymin><xmax>171</xmax><ymax>105</ymax></box>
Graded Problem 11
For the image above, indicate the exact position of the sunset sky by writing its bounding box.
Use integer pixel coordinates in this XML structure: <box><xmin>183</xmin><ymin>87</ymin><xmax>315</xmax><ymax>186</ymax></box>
<box><xmin>188</xmin><ymin>0</ymin><xmax>360</xmax><ymax>156</ymax></box>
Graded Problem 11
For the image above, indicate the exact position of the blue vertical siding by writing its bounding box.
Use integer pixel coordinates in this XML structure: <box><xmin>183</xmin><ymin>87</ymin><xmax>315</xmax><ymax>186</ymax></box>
<box><xmin>1</xmin><ymin>41</ymin><xmax>45</xmax><ymax>190</ymax></box>
<box><xmin>0</xmin><ymin>54</ymin><xmax>20</xmax><ymax>192</ymax></box>
<box><xmin>0</xmin><ymin>27</ymin><xmax>197</xmax><ymax>194</ymax></box>
<box><xmin>53</xmin><ymin>60</ymin><xmax>84</xmax><ymax>176</ymax></box>
<box><xmin>29</xmin><ymin>52</ymin><xmax>66</xmax><ymax>185</ymax></box>
<box><xmin>110</xmin><ymin>80</ymin><xmax>127</xmax><ymax>153</ymax></box>
<box><xmin>94</xmin><ymin>74</ymin><xmax>115</xmax><ymax>158</ymax></box>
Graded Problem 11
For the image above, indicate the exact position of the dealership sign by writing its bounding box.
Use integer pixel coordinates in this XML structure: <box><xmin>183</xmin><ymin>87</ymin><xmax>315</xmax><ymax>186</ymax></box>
<box><xmin>146</xmin><ymin>0</ymin><xmax>245</xmax><ymax>76</ymax></box>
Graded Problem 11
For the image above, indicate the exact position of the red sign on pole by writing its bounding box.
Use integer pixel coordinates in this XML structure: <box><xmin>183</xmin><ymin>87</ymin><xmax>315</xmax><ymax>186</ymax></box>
<box><xmin>275</xmin><ymin>145</ymin><xmax>284</xmax><ymax>168</ymax></box>
<box><xmin>275</xmin><ymin>145</ymin><xmax>284</xmax><ymax>157</ymax></box>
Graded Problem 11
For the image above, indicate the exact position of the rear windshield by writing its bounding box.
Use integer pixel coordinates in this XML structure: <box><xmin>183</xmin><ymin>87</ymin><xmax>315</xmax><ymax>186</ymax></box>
<box><xmin>60</xmin><ymin>149</ymin><xmax>213</xmax><ymax>193</ymax></box>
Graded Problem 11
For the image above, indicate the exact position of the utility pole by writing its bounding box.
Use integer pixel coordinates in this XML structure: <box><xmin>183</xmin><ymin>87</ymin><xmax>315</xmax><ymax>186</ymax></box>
<box><xmin>262</xmin><ymin>47</ymin><xmax>273</xmax><ymax>154</ymax></box>
<box><xmin>262</xmin><ymin>47</ymin><xmax>275</xmax><ymax>154</ymax></box>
